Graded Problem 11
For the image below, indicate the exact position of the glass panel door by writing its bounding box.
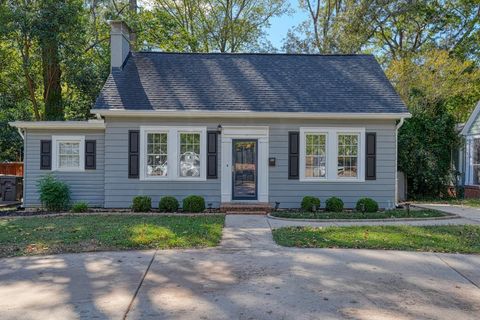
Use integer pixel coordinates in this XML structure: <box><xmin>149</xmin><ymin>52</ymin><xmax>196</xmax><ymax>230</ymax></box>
<box><xmin>232</xmin><ymin>140</ymin><xmax>257</xmax><ymax>200</ymax></box>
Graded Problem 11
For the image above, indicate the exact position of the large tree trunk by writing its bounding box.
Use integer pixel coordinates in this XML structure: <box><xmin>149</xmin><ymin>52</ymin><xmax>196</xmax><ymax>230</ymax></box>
<box><xmin>42</xmin><ymin>37</ymin><xmax>63</xmax><ymax>120</ymax></box>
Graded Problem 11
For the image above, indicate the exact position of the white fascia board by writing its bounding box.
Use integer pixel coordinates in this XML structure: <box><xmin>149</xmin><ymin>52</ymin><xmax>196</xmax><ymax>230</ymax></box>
<box><xmin>461</xmin><ymin>100</ymin><xmax>480</xmax><ymax>136</ymax></box>
<box><xmin>9</xmin><ymin>120</ymin><xmax>105</xmax><ymax>130</ymax></box>
<box><xmin>92</xmin><ymin>109</ymin><xmax>411</xmax><ymax>120</ymax></box>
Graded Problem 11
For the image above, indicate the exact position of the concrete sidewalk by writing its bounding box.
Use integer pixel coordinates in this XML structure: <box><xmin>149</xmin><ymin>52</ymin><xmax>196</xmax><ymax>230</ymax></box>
<box><xmin>1</xmin><ymin>245</ymin><xmax>479</xmax><ymax>319</ymax></box>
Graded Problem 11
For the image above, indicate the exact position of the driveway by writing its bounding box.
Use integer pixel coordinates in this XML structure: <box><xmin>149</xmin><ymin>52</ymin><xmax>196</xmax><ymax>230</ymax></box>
<box><xmin>1</xmin><ymin>215</ymin><xmax>480</xmax><ymax>319</ymax></box>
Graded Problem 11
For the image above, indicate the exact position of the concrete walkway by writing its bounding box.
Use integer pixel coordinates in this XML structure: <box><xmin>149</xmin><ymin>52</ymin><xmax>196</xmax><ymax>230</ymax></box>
<box><xmin>1</xmin><ymin>213</ymin><xmax>480</xmax><ymax>319</ymax></box>
<box><xmin>414</xmin><ymin>203</ymin><xmax>480</xmax><ymax>223</ymax></box>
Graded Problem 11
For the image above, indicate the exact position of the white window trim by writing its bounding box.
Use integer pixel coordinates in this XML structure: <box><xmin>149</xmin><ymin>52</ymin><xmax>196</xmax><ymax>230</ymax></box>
<box><xmin>299</xmin><ymin>127</ymin><xmax>365</xmax><ymax>182</ymax></box>
<box><xmin>52</xmin><ymin>135</ymin><xmax>85</xmax><ymax>172</ymax></box>
<box><xmin>466</xmin><ymin>135</ymin><xmax>480</xmax><ymax>185</ymax></box>
<box><xmin>139</xmin><ymin>126</ymin><xmax>207</xmax><ymax>181</ymax></box>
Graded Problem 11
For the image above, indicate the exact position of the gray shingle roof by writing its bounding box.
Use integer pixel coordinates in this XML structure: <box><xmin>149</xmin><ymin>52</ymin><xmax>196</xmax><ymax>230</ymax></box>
<box><xmin>93</xmin><ymin>52</ymin><xmax>408</xmax><ymax>114</ymax></box>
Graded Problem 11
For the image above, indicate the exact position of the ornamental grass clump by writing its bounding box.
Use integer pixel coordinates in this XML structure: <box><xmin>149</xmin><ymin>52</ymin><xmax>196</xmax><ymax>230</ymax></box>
<box><xmin>71</xmin><ymin>201</ymin><xmax>89</xmax><ymax>213</ymax></box>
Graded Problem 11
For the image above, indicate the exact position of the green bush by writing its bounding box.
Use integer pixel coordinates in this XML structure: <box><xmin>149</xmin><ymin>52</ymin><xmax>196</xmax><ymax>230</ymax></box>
<box><xmin>159</xmin><ymin>196</ymin><xmax>179</xmax><ymax>212</ymax></box>
<box><xmin>398</xmin><ymin>109</ymin><xmax>460</xmax><ymax>198</ymax></box>
<box><xmin>37</xmin><ymin>175</ymin><xmax>71</xmax><ymax>211</ymax></box>
<box><xmin>182</xmin><ymin>195</ymin><xmax>205</xmax><ymax>213</ymax></box>
<box><xmin>301</xmin><ymin>196</ymin><xmax>321</xmax><ymax>212</ymax></box>
<box><xmin>71</xmin><ymin>201</ymin><xmax>89</xmax><ymax>213</ymax></box>
<box><xmin>325</xmin><ymin>197</ymin><xmax>344</xmax><ymax>212</ymax></box>
<box><xmin>132</xmin><ymin>196</ymin><xmax>152</xmax><ymax>212</ymax></box>
<box><xmin>356</xmin><ymin>198</ymin><xmax>379</xmax><ymax>213</ymax></box>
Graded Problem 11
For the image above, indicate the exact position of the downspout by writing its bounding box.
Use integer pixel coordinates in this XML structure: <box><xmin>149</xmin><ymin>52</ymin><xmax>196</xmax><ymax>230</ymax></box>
<box><xmin>395</xmin><ymin>117</ymin><xmax>405</xmax><ymax>207</ymax></box>
<box><xmin>16</xmin><ymin>128</ymin><xmax>24</xmax><ymax>140</ymax></box>
<box><xmin>21</xmin><ymin>128</ymin><xmax>26</xmax><ymax>208</ymax></box>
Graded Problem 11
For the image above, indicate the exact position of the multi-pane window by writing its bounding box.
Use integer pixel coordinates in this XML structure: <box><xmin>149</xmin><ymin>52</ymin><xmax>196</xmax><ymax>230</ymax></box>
<box><xmin>179</xmin><ymin>133</ymin><xmax>201</xmax><ymax>177</ymax></box>
<box><xmin>140</xmin><ymin>127</ymin><xmax>206</xmax><ymax>180</ymax></box>
<box><xmin>337</xmin><ymin>134</ymin><xmax>359</xmax><ymax>178</ymax></box>
<box><xmin>300</xmin><ymin>128</ymin><xmax>364</xmax><ymax>181</ymax></box>
<box><xmin>147</xmin><ymin>133</ymin><xmax>168</xmax><ymax>177</ymax></box>
<box><xmin>473</xmin><ymin>139</ymin><xmax>480</xmax><ymax>185</ymax></box>
<box><xmin>305</xmin><ymin>134</ymin><xmax>327</xmax><ymax>178</ymax></box>
<box><xmin>58</xmin><ymin>142</ymin><xmax>81</xmax><ymax>169</ymax></box>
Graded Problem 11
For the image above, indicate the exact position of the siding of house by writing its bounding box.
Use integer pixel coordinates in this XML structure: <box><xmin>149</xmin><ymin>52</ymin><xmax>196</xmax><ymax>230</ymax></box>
<box><xmin>468</xmin><ymin>111</ymin><xmax>480</xmax><ymax>135</ymax></box>
<box><xmin>23</xmin><ymin>129</ymin><xmax>105</xmax><ymax>207</ymax></box>
<box><xmin>103</xmin><ymin>117</ymin><xmax>397</xmax><ymax>209</ymax></box>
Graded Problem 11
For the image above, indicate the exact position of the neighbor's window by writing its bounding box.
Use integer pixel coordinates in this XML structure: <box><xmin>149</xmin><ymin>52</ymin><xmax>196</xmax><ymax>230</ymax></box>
<box><xmin>52</xmin><ymin>136</ymin><xmax>85</xmax><ymax>171</ymax></box>
<box><xmin>337</xmin><ymin>134</ymin><xmax>359</xmax><ymax>178</ymax></box>
<box><xmin>146</xmin><ymin>133</ymin><xmax>168</xmax><ymax>177</ymax></box>
<box><xmin>473</xmin><ymin>138</ymin><xmax>480</xmax><ymax>185</ymax></box>
<box><xmin>305</xmin><ymin>134</ymin><xmax>327</xmax><ymax>178</ymax></box>
<box><xmin>179</xmin><ymin>132</ymin><xmax>201</xmax><ymax>177</ymax></box>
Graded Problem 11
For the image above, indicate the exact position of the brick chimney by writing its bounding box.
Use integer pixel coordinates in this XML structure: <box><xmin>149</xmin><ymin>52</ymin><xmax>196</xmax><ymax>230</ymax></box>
<box><xmin>109</xmin><ymin>20</ymin><xmax>131</xmax><ymax>70</ymax></box>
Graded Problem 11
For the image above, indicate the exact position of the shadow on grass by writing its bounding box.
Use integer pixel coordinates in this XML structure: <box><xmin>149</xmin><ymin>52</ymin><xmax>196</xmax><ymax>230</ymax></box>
<box><xmin>0</xmin><ymin>215</ymin><xmax>225</xmax><ymax>257</ymax></box>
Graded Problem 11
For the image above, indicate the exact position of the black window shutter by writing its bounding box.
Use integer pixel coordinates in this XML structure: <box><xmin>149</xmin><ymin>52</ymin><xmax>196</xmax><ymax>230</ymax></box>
<box><xmin>207</xmin><ymin>131</ymin><xmax>218</xmax><ymax>179</ymax></box>
<box><xmin>85</xmin><ymin>140</ymin><xmax>96</xmax><ymax>170</ymax></box>
<box><xmin>128</xmin><ymin>130</ymin><xmax>140</xmax><ymax>178</ymax></box>
<box><xmin>288</xmin><ymin>132</ymin><xmax>299</xmax><ymax>179</ymax></box>
<box><xmin>365</xmin><ymin>132</ymin><xmax>376</xmax><ymax>180</ymax></box>
<box><xmin>40</xmin><ymin>140</ymin><xmax>52</xmax><ymax>170</ymax></box>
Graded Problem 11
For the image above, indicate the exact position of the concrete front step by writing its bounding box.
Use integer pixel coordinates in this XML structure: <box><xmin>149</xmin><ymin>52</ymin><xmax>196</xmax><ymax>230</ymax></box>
<box><xmin>226</xmin><ymin>211</ymin><xmax>268</xmax><ymax>215</ymax></box>
<box><xmin>220</xmin><ymin>202</ymin><xmax>272</xmax><ymax>214</ymax></box>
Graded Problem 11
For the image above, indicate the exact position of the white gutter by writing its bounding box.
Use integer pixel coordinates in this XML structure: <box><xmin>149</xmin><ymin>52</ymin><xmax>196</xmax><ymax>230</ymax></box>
<box><xmin>395</xmin><ymin>117</ymin><xmax>406</xmax><ymax>207</ymax></box>
<box><xmin>9</xmin><ymin>120</ymin><xmax>106</xmax><ymax>130</ymax></box>
<box><xmin>92</xmin><ymin>109</ymin><xmax>412</xmax><ymax>120</ymax></box>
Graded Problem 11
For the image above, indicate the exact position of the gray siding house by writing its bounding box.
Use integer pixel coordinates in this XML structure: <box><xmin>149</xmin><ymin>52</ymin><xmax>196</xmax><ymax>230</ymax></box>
<box><xmin>11</xmin><ymin>21</ymin><xmax>410</xmax><ymax>210</ymax></box>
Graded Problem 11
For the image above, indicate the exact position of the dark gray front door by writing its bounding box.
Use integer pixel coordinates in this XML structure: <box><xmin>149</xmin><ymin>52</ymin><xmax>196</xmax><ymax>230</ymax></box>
<box><xmin>232</xmin><ymin>140</ymin><xmax>258</xmax><ymax>200</ymax></box>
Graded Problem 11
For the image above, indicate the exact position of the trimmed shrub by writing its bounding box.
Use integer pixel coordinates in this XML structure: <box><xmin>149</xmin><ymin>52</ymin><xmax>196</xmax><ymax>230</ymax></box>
<box><xmin>356</xmin><ymin>198</ymin><xmax>379</xmax><ymax>213</ymax></box>
<box><xmin>132</xmin><ymin>196</ymin><xmax>152</xmax><ymax>212</ymax></box>
<box><xmin>159</xmin><ymin>196</ymin><xmax>179</xmax><ymax>212</ymax></box>
<box><xmin>301</xmin><ymin>196</ymin><xmax>321</xmax><ymax>212</ymax></box>
<box><xmin>325</xmin><ymin>197</ymin><xmax>344</xmax><ymax>212</ymax></box>
<box><xmin>183</xmin><ymin>195</ymin><xmax>205</xmax><ymax>213</ymax></box>
<box><xmin>37</xmin><ymin>175</ymin><xmax>71</xmax><ymax>211</ymax></box>
<box><xmin>71</xmin><ymin>201</ymin><xmax>89</xmax><ymax>213</ymax></box>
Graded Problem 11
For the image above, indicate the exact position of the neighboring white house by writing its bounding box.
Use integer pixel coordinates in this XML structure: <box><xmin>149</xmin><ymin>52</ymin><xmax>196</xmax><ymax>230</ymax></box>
<box><xmin>460</xmin><ymin>101</ymin><xmax>480</xmax><ymax>198</ymax></box>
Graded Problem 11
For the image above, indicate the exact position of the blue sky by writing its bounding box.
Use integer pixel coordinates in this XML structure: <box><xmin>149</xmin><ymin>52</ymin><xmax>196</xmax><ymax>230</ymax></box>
<box><xmin>266</xmin><ymin>0</ymin><xmax>308</xmax><ymax>49</ymax></box>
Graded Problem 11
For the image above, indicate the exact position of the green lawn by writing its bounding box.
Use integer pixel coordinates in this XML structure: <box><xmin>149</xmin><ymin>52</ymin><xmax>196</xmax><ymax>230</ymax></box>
<box><xmin>272</xmin><ymin>225</ymin><xmax>480</xmax><ymax>254</ymax></box>
<box><xmin>0</xmin><ymin>215</ymin><xmax>224</xmax><ymax>257</ymax></box>
<box><xmin>271</xmin><ymin>209</ymin><xmax>445</xmax><ymax>220</ymax></box>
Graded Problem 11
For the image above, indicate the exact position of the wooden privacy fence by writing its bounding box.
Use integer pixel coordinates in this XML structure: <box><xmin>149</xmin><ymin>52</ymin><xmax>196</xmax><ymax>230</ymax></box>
<box><xmin>0</xmin><ymin>162</ymin><xmax>24</xmax><ymax>176</ymax></box>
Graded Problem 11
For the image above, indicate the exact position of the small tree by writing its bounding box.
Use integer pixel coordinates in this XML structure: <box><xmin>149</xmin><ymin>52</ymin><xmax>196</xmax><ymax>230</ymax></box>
<box><xmin>398</xmin><ymin>108</ymin><xmax>460</xmax><ymax>198</ymax></box>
